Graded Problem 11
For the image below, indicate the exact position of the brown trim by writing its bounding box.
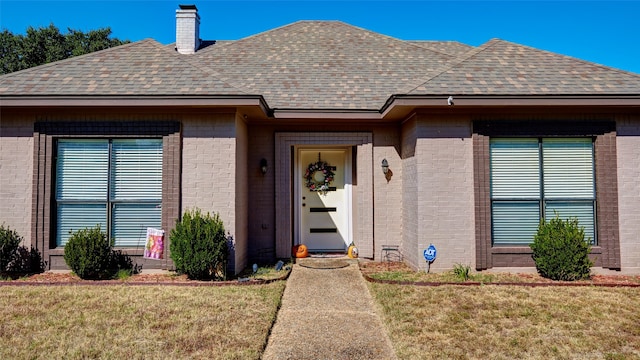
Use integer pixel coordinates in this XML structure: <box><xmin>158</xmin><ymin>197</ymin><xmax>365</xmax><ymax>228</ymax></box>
<box><xmin>473</xmin><ymin>133</ymin><xmax>492</xmax><ymax>270</ymax></box>
<box><xmin>32</xmin><ymin>120</ymin><xmax>181</xmax><ymax>270</ymax></box>
<box><xmin>0</xmin><ymin>96</ymin><xmax>269</xmax><ymax>112</ymax></box>
<box><xmin>274</xmin><ymin>133</ymin><xmax>373</xmax><ymax>259</ymax></box>
<box><xmin>472</xmin><ymin>120</ymin><xmax>621</xmax><ymax>270</ymax></box>
<box><xmin>595</xmin><ymin>131</ymin><xmax>621</xmax><ymax>269</ymax></box>
<box><xmin>382</xmin><ymin>95</ymin><xmax>640</xmax><ymax>115</ymax></box>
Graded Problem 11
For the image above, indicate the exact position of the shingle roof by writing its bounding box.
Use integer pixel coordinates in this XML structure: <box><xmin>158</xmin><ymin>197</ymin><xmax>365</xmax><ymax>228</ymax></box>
<box><xmin>2</xmin><ymin>21</ymin><xmax>639</xmax><ymax>110</ymax></box>
<box><xmin>0</xmin><ymin>39</ymin><xmax>247</xmax><ymax>95</ymax></box>
<box><xmin>407</xmin><ymin>41</ymin><xmax>475</xmax><ymax>57</ymax></box>
<box><xmin>410</xmin><ymin>39</ymin><xmax>640</xmax><ymax>95</ymax></box>
<box><xmin>192</xmin><ymin>21</ymin><xmax>456</xmax><ymax>109</ymax></box>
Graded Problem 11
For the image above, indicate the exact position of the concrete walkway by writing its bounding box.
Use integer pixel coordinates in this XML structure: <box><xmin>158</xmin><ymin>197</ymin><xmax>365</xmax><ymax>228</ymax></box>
<box><xmin>262</xmin><ymin>258</ymin><xmax>397</xmax><ymax>360</ymax></box>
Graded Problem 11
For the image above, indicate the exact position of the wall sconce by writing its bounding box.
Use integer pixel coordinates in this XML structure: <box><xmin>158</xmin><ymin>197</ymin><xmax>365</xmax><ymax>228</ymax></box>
<box><xmin>381</xmin><ymin>158</ymin><xmax>392</xmax><ymax>182</ymax></box>
<box><xmin>260</xmin><ymin>158</ymin><xmax>268</xmax><ymax>175</ymax></box>
<box><xmin>381</xmin><ymin>159</ymin><xmax>389</xmax><ymax>174</ymax></box>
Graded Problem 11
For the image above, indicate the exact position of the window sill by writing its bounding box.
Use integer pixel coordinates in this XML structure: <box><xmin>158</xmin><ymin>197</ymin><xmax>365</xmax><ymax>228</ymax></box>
<box><xmin>50</xmin><ymin>248</ymin><xmax>147</xmax><ymax>256</ymax></box>
<box><xmin>492</xmin><ymin>246</ymin><xmax>602</xmax><ymax>254</ymax></box>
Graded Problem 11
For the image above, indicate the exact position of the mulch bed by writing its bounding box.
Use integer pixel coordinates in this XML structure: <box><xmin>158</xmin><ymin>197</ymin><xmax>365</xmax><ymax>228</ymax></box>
<box><xmin>360</xmin><ymin>261</ymin><xmax>640</xmax><ymax>287</ymax></box>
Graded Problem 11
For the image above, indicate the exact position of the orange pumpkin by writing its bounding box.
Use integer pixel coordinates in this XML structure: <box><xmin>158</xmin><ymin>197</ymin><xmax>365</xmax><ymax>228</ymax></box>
<box><xmin>293</xmin><ymin>244</ymin><xmax>308</xmax><ymax>258</ymax></box>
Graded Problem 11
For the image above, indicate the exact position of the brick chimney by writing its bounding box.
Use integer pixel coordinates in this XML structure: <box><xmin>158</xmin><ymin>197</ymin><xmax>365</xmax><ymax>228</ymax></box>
<box><xmin>176</xmin><ymin>4</ymin><xmax>200</xmax><ymax>54</ymax></box>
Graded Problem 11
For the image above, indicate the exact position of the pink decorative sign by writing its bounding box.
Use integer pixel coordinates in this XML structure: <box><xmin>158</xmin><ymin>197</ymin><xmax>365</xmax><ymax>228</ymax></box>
<box><xmin>144</xmin><ymin>228</ymin><xmax>164</xmax><ymax>260</ymax></box>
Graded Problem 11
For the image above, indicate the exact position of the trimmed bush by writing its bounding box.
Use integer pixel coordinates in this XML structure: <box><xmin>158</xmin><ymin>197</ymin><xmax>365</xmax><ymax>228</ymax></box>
<box><xmin>530</xmin><ymin>214</ymin><xmax>593</xmax><ymax>281</ymax></box>
<box><xmin>63</xmin><ymin>225</ymin><xmax>139</xmax><ymax>280</ymax></box>
<box><xmin>170</xmin><ymin>208</ymin><xmax>228</xmax><ymax>280</ymax></box>
<box><xmin>0</xmin><ymin>225</ymin><xmax>45</xmax><ymax>274</ymax></box>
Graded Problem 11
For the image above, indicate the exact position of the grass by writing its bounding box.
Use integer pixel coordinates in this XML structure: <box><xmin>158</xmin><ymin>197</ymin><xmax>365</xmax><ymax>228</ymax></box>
<box><xmin>369</xmin><ymin>283</ymin><xmax>640</xmax><ymax>359</ymax></box>
<box><xmin>361</xmin><ymin>261</ymin><xmax>640</xmax><ymax>284</ymax></box>
<box><xmin>235</xmin><ymin>260</ymin><xmax>292</xmax><ymax>281</ymax></box>
<box><xmin>361</xmin><ymin>262</ymin><xmax>526</xmax><ymax>283</ymax></box>
<box><xmin>0</xmin><ymin>282</ymin><xmax>285</xmax><ymax>359</ymax></box>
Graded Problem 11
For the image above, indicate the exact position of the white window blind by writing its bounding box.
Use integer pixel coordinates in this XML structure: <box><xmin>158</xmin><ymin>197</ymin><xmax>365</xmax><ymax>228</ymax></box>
<box><xmin>110</xmin><ymin>140</ymin><xmax>163</xmax><ymax>201</ymax></box>
<box><xmin>545</xmin><ymin>202</ymin><xmax>596</xmax><ymax>244</ymax></box>
<box><xmin>56</xmin><ymin>140</ymin><xmax>108</xmax><ymax>200</ymax></box>
<box><xmin>492</xmin><ymin>202</ymin><xmax>541</xmax><ymax>245</ymax></box>
<box><xmin>490</xmin><ymin>139</ymin><xmax>540</xmax><ymax>199</ymax></box>
<box><xmin>112</xmin><ymin>203</ymin><xmax>162</xmax><ymax>246</ymax></box>
<box><xmin>56</xmin><ymin>204</ymin><xmax>107</xmax><ymax>246</ymax></box>
<box><xmin>542</xmin><ymin>138</ymin><xmax>594</xmax><ymax>199</ymax></box>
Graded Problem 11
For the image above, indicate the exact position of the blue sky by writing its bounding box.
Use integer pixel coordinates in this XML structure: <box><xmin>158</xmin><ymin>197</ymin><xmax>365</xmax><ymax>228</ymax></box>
<box><xmin>1</xmin><ymin>0</ymin><xmax>639</xmax><ymax>74</ymax></box>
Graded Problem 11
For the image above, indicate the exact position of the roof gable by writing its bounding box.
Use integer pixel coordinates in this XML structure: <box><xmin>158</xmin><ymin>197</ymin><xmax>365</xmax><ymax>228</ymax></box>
<box><xmin>410</xmin><ymin>39</ymin><xmax>640</xmax><ymax>95</ymax></box>
<box><xmin>0</xmin><ymin>39</ymin><xmax>247</xmax><ymax>95</ymax></box>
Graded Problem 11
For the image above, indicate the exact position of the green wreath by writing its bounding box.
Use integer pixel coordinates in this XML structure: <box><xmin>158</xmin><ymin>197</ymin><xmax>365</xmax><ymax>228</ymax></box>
<box><xmin>304</xmin><ymin>161</ymin><xmax>335</xmax><ymax>192</ymax></box>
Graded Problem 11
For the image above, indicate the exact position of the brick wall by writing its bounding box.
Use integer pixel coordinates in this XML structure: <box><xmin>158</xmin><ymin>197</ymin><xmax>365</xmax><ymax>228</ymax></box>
<box><xmin>617</xmin><ymin>116</ymin><xmax>640</xmax><ymax>272</ymax></box>
<box><xmin>0</xmin><ymin>117</ymin><xmax>33</xmax><ymax>246</ymax></box>
<box><xmin>246</xmin><ymin>126</ymin><xmax>276</xmax><ymax>262</ymax></box>
<box><xmin>181</xmin><ymin>112</ymin><xmax>243</xmax><ymax>273</ymax></box>
<box><xmin>234</xmin><ymin>114</ymin><xmax>249</xmax><ymax>273</ymax></box>
<box><xmin>373</xmin><ymin>128</ymin><xmax>403</xmax><ymax>261</ymax></box>
<box><xmin>401</xmin><ymin>118</ymin><xmax>419</xmax><ymax>268</ymax></box>
<box><xmin>402</xmin><ymin>114</ymin><xmax>476</xmax><ymax>272</ymax></box>
<box><xmin>418</xmin><ymin>116</ymin><xmax>475</xmax><ymax>271</ymax></box>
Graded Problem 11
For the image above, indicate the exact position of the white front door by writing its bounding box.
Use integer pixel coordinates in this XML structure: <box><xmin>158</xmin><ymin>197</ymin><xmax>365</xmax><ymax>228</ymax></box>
<box><xmin>297</xmin><ymin>148</ymin><xmax>351</xmax><ymax>252</ymax></box>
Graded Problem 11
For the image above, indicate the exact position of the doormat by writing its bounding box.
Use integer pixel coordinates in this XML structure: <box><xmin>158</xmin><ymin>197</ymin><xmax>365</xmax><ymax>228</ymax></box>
<box><xmin>309</xmin><ymin>253</ymin><xmax>346</xmax><ymax>258</ymax></box>
<box><xmin>298</xmin><ymin>258</ymin><xmax>350</xmax><ymax>269</ymax></box>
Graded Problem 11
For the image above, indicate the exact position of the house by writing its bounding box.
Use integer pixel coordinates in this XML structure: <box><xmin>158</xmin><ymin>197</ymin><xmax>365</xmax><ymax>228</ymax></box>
<box><xmin>1</xmin><ymin>5</ymin><xmax>639</xmax><ymax>274</ymax></box>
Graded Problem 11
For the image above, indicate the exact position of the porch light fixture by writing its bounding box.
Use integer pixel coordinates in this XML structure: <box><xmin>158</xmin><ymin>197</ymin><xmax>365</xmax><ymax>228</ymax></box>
<box><xmin>381</xmin><ymin>159</ymin><xmax>389</xmax><ymax>174</ymax></box>
<box><xmin>260</xmin><ymin>158</ymin><xmax>268</xmax><ymax>175</ymax></box>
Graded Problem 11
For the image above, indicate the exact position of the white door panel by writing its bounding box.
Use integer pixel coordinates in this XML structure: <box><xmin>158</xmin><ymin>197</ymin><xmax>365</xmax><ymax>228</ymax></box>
<box><xmin>297</xmin><ymin>149</ymin><xmax>351</xmax><ymax>251</ymax></box>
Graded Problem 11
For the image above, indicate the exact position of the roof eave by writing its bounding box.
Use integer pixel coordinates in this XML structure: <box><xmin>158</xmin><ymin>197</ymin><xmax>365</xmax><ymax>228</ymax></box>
<box><xmin>272</xmin><ymin>108</ymin><xmax>381</xmax><ymax>120</ymax></box>
<box><xmin>0</xmin><ymin>94</ymin><xmax>271</xmax><ymax>115</ymax></box>
<box><xmin>381</xmin><ymin>94</ymin><xmax>640</xmax><ymax>119</ymax></box>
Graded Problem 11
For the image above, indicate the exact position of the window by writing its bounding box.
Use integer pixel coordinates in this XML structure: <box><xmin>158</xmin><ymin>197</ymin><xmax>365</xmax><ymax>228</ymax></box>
<box><xmin>55</xmin><ymin>139</ymin><xmax>163</xmax><ymax>246</ymax></box>
<box><xmin>490</xmin><ymin>138</ymin><xmax>596</xmax><ymax>245</ymax></box>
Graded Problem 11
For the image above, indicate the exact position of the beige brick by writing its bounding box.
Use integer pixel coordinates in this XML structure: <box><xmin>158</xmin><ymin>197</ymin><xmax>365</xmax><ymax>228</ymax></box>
<box><xmin>617</xmin><ymin>117</ymin><xmax>640</xmax><ymax>272</ymax></box>
<box><xmin>0</xmin><ymin>120</ymin><xmax>34</xmax><ymax>246</ymax></box>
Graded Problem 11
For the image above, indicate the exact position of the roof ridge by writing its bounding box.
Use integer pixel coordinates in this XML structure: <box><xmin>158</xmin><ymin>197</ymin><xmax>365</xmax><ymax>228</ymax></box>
<box><xmin>406</xmin><ymin>38</ymin><xmax>501</xmax><ymax>93</ymax></box>
<box><xmin>0</xmin><ymin>39</ymin><xmax>157</xmax><ymax>79</ymax></box>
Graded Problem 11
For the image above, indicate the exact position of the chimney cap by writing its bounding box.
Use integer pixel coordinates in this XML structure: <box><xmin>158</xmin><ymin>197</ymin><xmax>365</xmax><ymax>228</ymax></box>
<box><xmin>179</xmin><ymin>4</ymin><xmax>197</xmax><ymax>10</ymax></box>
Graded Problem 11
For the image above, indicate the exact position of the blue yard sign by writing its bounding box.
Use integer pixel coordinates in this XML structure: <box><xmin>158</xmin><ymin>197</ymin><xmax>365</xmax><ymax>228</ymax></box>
<box><xmin>423</xmin><ymin>244</ymin><xmax>437</xmax><ymax>263</ymax></box>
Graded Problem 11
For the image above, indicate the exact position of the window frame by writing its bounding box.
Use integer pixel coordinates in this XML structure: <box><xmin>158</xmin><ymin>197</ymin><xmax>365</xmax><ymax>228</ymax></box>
<box><xmin>31</xmin><ymin>121</ymin><xmax>181</xmax><ymax>270</ymax></box>
<box><xmin>472</xmin><ymin>120</ymin><xmax>620</xmax><ymax>270</ymax></box>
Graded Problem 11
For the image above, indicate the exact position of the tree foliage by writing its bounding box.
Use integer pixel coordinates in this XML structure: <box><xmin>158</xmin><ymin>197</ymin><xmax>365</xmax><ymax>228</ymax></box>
<box><xmin>1</xmin><ymin>24</ymin><xmax>129</xmax><ymax>74</ymax></box>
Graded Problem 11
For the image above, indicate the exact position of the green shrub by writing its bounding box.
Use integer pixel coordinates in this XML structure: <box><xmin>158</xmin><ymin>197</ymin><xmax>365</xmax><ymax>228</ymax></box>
<box><xmin>170</xmin><ymin>208</ymin><xmax>228</xmax><ymax>280</ymax></box>
<box><xmin>0</xmin><ymin>225</ymin><xmax>45</xmax><ymax>274</ymax></box>
<box><xmin>530</xmin><ymin>214</ymin><xmax>593</xmax><ymax>281</ymax></box>
<box><xmin>63</xmin><ymin>225</ymin><xmax>139</xmax><ymax>280</ymax></box>
<box><xmin>0</xmin><ymin>225</ymin><xmax>22</xmax><ymax>271</ymax></box>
